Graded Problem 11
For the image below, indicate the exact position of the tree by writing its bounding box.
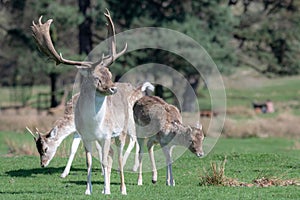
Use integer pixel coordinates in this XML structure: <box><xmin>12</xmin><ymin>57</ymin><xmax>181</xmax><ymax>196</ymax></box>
<box><xmin>78</xmin><ymin>0</ymin><xmax>92</xmax><ymax>55</ymax></box>
<box><xmin>0</xmin><ymin>0</ymin><xmax>83</xmax><ymax>107</ymax></box>
<box><xmin>105</xmin><ymin>0</ymin><xmax>237</xmax><ymax>111</ymax></box>
<box><xmin>230</xmin><ymin>0</ymin><xmax>300</xmax><ymax>75</ymax></box>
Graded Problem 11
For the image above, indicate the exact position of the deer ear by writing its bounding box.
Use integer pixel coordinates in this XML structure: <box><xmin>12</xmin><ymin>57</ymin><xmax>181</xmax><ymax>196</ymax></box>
<box><xmin>26</xmin><ymin>126</ymin><xmax>38</xmax><ymax>141</ymax></box>
<box><xmin>48</xmin><ymin>126</ymin><xmax>58</xmax><ymax>139</ymax></box>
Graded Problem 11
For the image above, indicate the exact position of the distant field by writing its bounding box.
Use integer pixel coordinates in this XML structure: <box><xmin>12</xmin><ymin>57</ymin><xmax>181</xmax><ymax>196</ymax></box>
<box><xmin>198</xmin><ymin>74</ymin><xmax>300</xmax><ymax>110</ymax></box>
<box><xmin>1</xmin><ymin>74</ymin><xmax>299</xmax><ymax>112</ymax></box>
<box><xmin>0</xmin><ymin>85</ymin><xmax>50</xmax><ymax>107</ymax></box>
<box><xmin>0</xmin><ymin>131</ymin><xmax>299</xmax><ymax>199</ymax></box>
<box><xmin>196</xmin><ymin>74</ymin><xmax>300</xmax><ymax>138</ymax></box>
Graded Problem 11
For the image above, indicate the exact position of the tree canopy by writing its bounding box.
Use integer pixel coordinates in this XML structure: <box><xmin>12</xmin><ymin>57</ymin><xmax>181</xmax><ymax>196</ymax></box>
<box><xmin>0</xmin><ymin>0</ymin><xmax>299</xmax><ymax>109</ymax></box>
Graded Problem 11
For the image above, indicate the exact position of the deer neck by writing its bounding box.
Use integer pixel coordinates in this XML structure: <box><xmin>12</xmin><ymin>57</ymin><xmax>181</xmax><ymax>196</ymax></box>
<box><xmin>75</xmin><ymin>79</ymin><xmax>108</xmax><ymax>138</ymax></box>
<box><xmin>78</xmin><ymin>78</ymin><xmax>107</xmax><ymax>115</ymax></box>
<box><xmin>53</xmin><ymin>116</ymin><xmax>76</xmax><ymax>146</ymax></box>
<box><xmin>172</xmin><ymin>124</ymin><xmax>190</xmax><ymax>147</ymax></box>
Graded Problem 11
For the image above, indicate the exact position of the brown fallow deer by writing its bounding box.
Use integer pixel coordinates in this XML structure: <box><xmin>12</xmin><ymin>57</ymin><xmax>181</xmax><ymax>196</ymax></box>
<box><xmin>27</xmin><ymin>82</ymin><xmax>154</xmax><ymax>178</ymax></box>
<box><xmin>133</xmin><ymin>96</ymin><xmax>205</xmax><ymax>186</ymax></box>
<box><xmin>31</xmin><ymin>9</ymin><xmax>144</xmax><ymax>195</ymax></box>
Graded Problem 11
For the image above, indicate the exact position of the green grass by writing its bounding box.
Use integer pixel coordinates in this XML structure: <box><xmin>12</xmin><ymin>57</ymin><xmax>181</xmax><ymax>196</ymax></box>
<box><xmin>227</xmin><ymin>76</ymin><xmax>300</xmax><ymax>107</ymax></box>
<box><xmin>0</xmin><ymin>131</ymin><xmax>299</xmax><ymax>199</ymax></box>
<box><xmin>198</xmin><ymin>75</ymin><xmax>300</xmax><ymax>109</ymax></box>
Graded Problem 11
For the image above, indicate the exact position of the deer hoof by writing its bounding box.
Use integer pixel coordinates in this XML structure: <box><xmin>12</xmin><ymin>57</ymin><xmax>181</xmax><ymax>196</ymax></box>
<box><xmin>60</xmin><ymin>173</ymin><xmax>68</xmax><ymax>178</ymax></box>
<box><xmin>138</xmin><ymin>179</ymin><xmax>143</xmax><ymax>186</ymax></box>
<box><xmin>85</xmin><ymin>190</ymin><xmax>92</xmax><ymax>195</ymax></box>
<box><xmin>102</xmin><ymin>189</ymin><xmax>111</xmax><ymax>195</ymax></box>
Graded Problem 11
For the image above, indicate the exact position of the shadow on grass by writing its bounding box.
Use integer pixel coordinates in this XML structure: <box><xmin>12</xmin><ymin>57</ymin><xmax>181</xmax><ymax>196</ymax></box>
<box><xmin>65</xmin><ymin>178</ymin><xmax>136</xmax><ymax>186</ymax></box>
<box><xmin>5</xmin><ymin>167</ymin><xmax>85</xmax><ymax>177</ymax></box>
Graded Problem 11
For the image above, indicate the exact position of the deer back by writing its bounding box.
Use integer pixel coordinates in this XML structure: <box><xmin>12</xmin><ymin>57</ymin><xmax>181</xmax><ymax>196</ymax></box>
<box><xmin>133</xmin><ymin>96</ymin><xmax>182</xmax><ymax>134</ymax></box>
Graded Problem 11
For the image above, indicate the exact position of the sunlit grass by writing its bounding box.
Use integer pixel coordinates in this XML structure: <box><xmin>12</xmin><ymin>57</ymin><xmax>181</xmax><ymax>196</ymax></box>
<box><xmin>0</xmin><ymin>132</ymin><xmax>299</xmax><ymax>199</ymax></box>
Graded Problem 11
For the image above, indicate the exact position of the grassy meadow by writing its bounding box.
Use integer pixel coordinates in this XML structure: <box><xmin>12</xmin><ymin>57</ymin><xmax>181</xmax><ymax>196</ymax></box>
<box><xmin>0</xmin><ymin>133</ymin><xmax>299</xmax><ymax>200</ymax></box>
<box><xmin>0</xmin><ymin>71</ymin><xmax>299</xmax><ymax>199</ymax></box>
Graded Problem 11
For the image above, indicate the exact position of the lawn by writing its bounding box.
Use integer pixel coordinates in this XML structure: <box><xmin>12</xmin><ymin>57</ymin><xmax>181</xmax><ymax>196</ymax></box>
<box><xmin>0</xmin><ymin>74</ymin><xmax>299</xmax><ymax>199</ymax></box>
<box><xmin>0</xmin><ymin>131</ymin><xmax>299</xmax><ymax>200</ymax></box>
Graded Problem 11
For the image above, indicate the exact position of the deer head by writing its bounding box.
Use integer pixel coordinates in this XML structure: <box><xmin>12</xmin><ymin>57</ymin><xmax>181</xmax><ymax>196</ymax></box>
<box><xmin>31</xmin><ymin>9</ymin><xmax>127</xmax><ymax>95</ymax></box>
<box><xmin>174</xmin><ymin>123</ymin><xmax>205</xmax><ymax>157</ymax></box>
<box><xmin>26</xmin><ymin>126</ymin><xmax>59</xmax><ymax>167</ymax></box>
<box><xmin>187</xmin><ymin>124</ymin><xmax>205</xmax><ymax>157</ymax></box>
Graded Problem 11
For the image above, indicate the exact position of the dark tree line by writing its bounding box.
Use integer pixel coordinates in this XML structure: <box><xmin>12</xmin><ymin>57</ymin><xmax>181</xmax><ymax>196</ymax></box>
<box><xmin>0</xmin><ymin>0</ymin><xmax>299</xmax><ymax>109</ymax></box>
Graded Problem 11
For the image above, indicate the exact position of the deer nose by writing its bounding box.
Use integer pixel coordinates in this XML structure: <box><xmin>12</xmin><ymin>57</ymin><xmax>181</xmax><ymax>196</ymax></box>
<box><xmin>197</xmin><ymin>152</ymin><xmax>204</xmax><ymax>157</ymax></box>
<box><xmin>109</xmin><ymin>87</ymin><xmax>117</xmax><ymax>94</ymax></box>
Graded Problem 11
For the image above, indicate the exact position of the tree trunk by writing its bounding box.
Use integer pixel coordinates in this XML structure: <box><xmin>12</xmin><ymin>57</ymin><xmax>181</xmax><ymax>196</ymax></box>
<box><xmin>155</xmin><ymin>85</ymin><xmax>164</xmax><ymax>99</ymax></box>
<box><xmin>78</xmin><ymin>0</ymin><xmax>92</xmax><ymax>55</ymax></box>
<box><xmin>50</xmin><ymin>72</ymin><xmax>58</xmax><ymax>108</ymax></box>
<box><xmin>182</xmin><ymin>75</ymin><xmax>200</xmax><ymax>112</ymax></box>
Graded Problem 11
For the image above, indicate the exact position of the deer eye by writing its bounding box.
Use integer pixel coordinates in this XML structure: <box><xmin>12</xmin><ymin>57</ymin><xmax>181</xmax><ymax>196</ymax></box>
<box><xmin>44</xmin><ymin>148</ymin><xmax>48</xmax><ymax>153</ymax></box>
<box><xmin>95</xmin><ymin>78</ymin><xmax>102</xmax><ymax>86</ymax></box>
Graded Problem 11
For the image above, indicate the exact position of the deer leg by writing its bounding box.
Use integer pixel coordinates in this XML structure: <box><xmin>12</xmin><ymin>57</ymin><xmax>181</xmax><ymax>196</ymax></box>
<box><xmin>162</xmin><ymin>145</ymin><xmax>175</xmax><ymax>186</ymax></box>
<box><xmin>61</xmin><ymin>132</ymin><xmax>81</xmax><ymax>178</ymax></box>
<box><xmin>137</xmin><ymin>138</ymin><xmax>144</xmax><ymax>185</ymax></box>
<box><xmin>116</xmin><ymin>137</ymin><xmax>127</xmax><ymax>195</ymax></box>
<box><xmin>100</xmin><ymin>138</ymin><xmax>111</xmax><ymax>195</ymax></box>
<box><xmin>95</xmin><ymin>141</ymin><xmax>104</xmax><ymax>175</ymax></box>
<box><xmin>83</xmin><ymin>141</ymin><xmax>93</xmax><ymax>195</ymax></box>
<box><xmin>132</xmin><ymin>139</ymin><xmax>139</xmax><ymax>172</ymax></box>
<box><xmin>122</xmin><ymin>136</ymin><xmax>136</xmax><ymax>169</ymax></box>
<box><xmin>147</xmin><ymin>139</ymin><xmax>157</xmax><ymax>184</ymax></box>
<box><xmin>124</xmin><ymin>121</ymin><xmax>139</xmax><ymax>172</ymax></box>
<box><xmin>107</xmin><ymin>146</ymin><xmax>114</xmax><ymax>186</ymax></box>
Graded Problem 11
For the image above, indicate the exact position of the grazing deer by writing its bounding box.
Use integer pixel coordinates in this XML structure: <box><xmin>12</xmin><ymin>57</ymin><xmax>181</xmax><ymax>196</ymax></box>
<box><xmin>27</xmin><ymin>94</ymin><xmax>106</xmax><ymax>178</ymax></box>
<box><xmin>31</xmin><ymin>10</ymin><xmax>144</xmax><ymax>195</ymax></box>
<box><xmin>27</xmin><ymin>82</ymin><xmax>154</xmax><ymax>178</ymax></box>
<box><xmin>133</xmin><ymin>96</ymin><xmax>205</xmax><ymax>186</ymax></box>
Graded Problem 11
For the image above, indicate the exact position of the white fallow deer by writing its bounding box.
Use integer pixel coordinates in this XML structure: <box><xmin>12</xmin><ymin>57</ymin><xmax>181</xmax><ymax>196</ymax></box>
<box><xmin>31</xmin><ymin>10</ymin><xmax>144</xmax><ymax>195</ymax></box>
<box><xmin>27</xmin><ymin>82</ymin><xmax>154</xmax><ymax>178</ymax></box>
<box><xmin>133</xmin><ymin>96</ymin><xmax>205</xmax><ymax>186</ymax></box>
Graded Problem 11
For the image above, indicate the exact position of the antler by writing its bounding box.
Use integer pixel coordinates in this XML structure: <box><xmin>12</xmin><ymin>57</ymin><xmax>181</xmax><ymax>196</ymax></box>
<box><xmin>31</xmin><ymin>16</ymin><xmax>92</xmax><ymax>68</ymax></box>
<box><xmin>31</xmin><ymin>9</ymin><xmax>127</xmax><ymax>68</ymax></box>
<box><xmin>101</xmin><ymin>9</ymin><xmax>128</xmax><ymax>68</ymax></box>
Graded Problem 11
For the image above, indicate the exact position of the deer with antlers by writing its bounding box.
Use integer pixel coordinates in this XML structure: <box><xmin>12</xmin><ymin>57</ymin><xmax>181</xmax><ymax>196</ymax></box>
<box><xmin>27</xmin><ymin>82</ymin><xmax>154</xmax><ymax>178</ymax></box>
<box><xmin>31</xmin><ymin>9</ymin><xmax>143</xmax><ymax>195</ymax></box>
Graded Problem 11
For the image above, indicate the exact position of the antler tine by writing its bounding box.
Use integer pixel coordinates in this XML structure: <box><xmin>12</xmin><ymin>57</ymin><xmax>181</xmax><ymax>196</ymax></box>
<box><xmin>31</xmin><ymin>16</ymin><xmax>92</xmax><ymax>68</ymax></box>
<box><xmin>101</xmin><ymin>9</ymin><xmax>128</xmax><ymax>68</ymax></box>
<box><xmin>104</xmin><ymin>9</ymin><xmax>116</xmax><ymax>56</ymax></box>
<box><xmin>38</xmin><ymin>16</ymin><xmax>43</xmax><ymax>25</ymax></box>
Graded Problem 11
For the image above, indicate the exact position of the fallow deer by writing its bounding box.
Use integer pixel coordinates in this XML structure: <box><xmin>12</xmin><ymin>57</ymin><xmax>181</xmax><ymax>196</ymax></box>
<box><xmin>133</xmin><ymin>96</ymin><xmax>205</xmax><ymax>186</ymax></box>
<box><xmin>31</xmin><ymin>10</ymin><xmax>141</xmax><ymax>195</ymax></box>
<box><xmin>26</xmin><ymin>94</ymin><xmax>107</xmax><ymax>178</ymax></box>
<box><xmin>27</xmin><ymin>82</ymin><xmax>154</xmax><ymax>178</ymax></box>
